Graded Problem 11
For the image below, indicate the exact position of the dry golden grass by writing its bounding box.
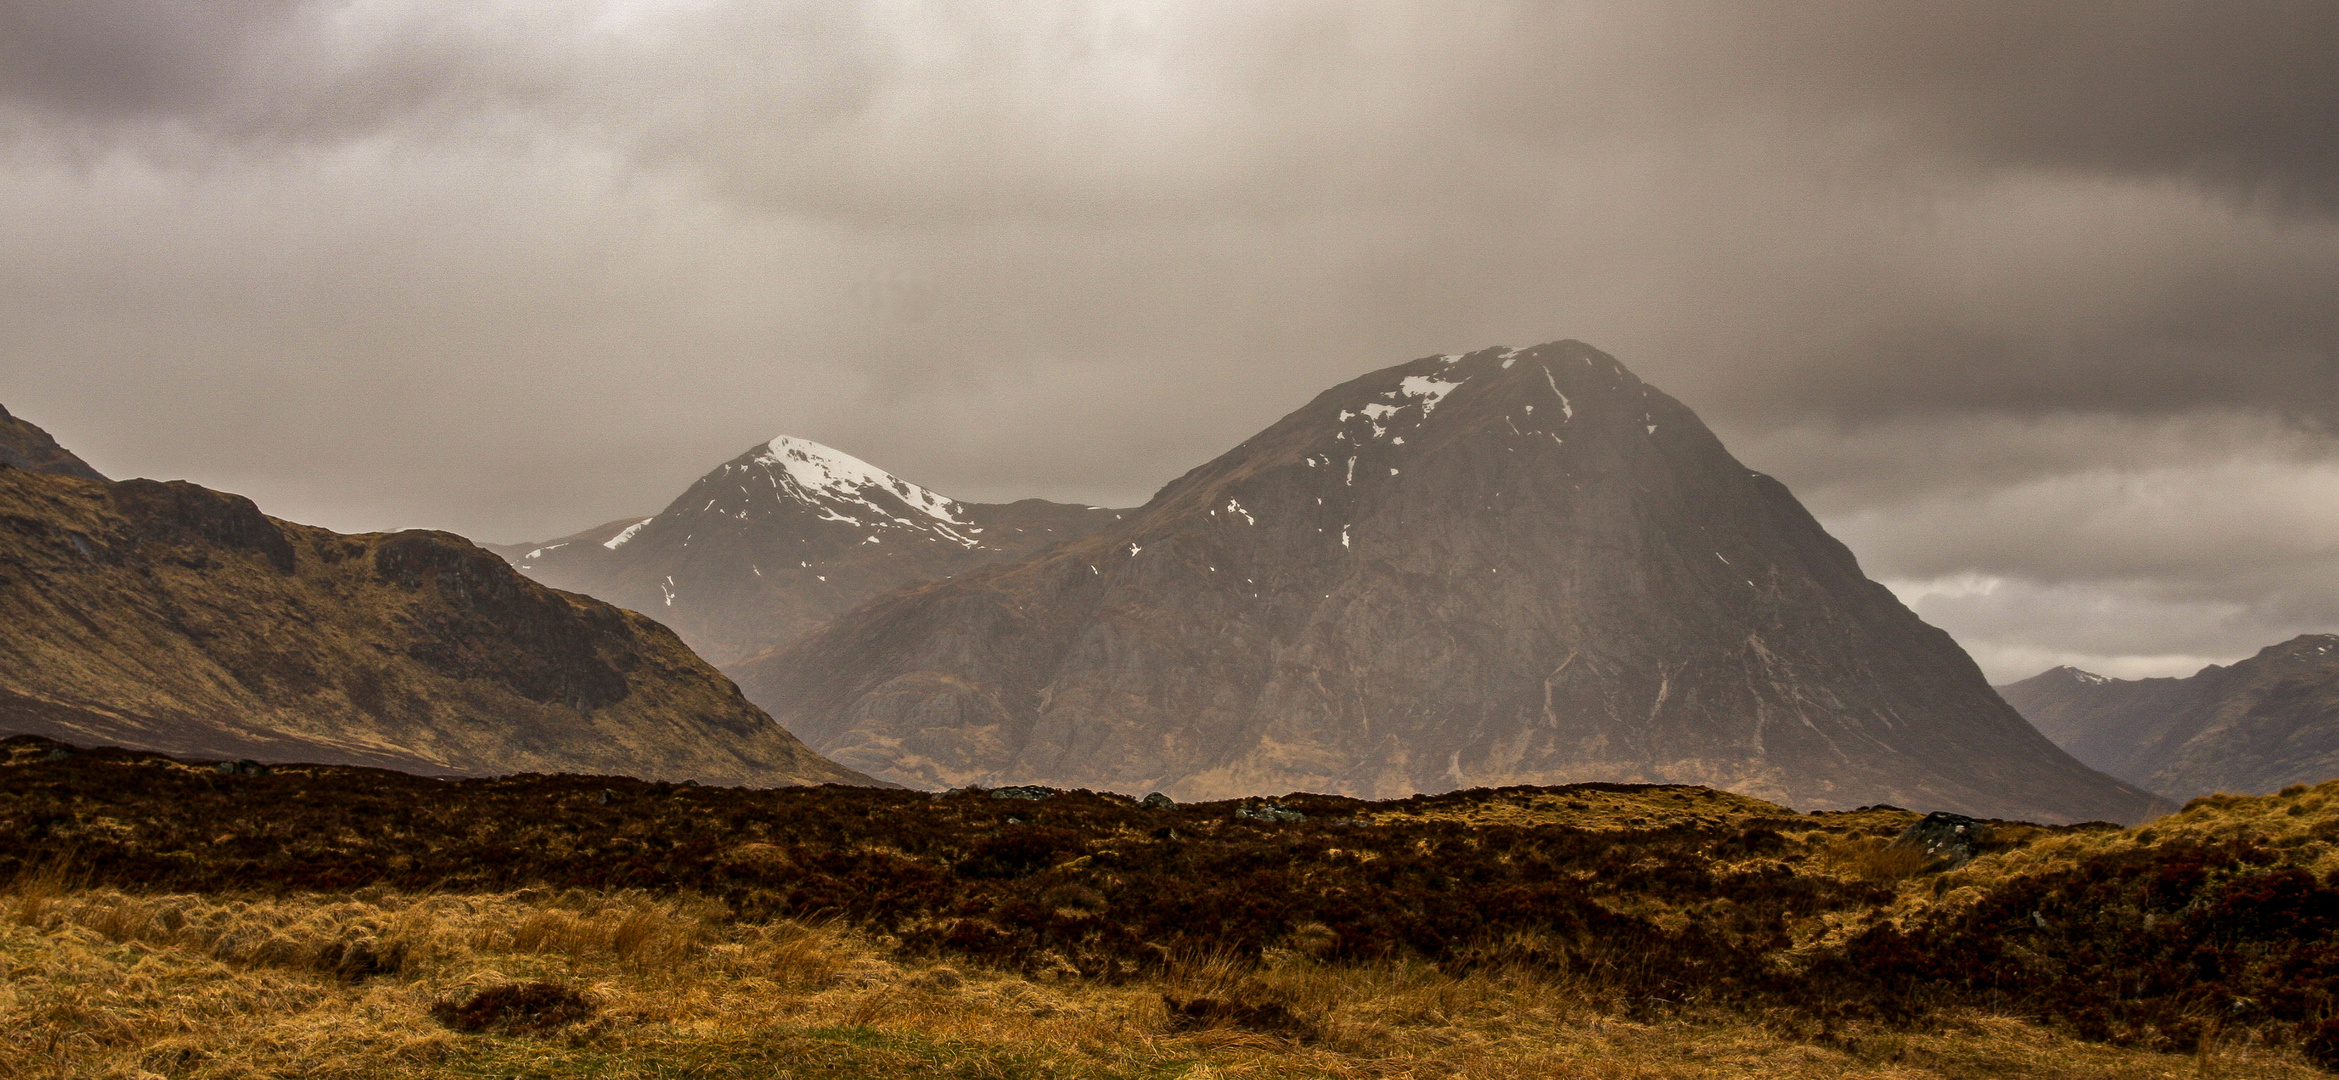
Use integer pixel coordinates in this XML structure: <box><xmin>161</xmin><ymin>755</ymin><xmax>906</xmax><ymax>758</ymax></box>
<box><xmin>1359</xmin><ymin>785</ymin><xmax>1853</xmax><ymax>833</ymax></box>
<box><xmin>3</xmin><ymin>880</ymin><xmax>2326</xmax><ymax>1080</ymax></box>
<box><xmin>1874</xmin><ymin>777</ymin><xmax>2339</xmax><ymax>932</ymax></box>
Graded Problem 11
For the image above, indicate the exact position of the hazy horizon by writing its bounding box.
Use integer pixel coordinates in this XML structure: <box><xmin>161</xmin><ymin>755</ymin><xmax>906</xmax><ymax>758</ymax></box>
<box><xmin>5</xmin><ymin>1</ymin><xmax>2335</xmax><ymax>683</ymax></box>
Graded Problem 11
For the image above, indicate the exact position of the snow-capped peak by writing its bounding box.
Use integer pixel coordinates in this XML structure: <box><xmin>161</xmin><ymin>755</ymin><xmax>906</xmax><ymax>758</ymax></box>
<box><xmin>752</xmin><ymin>436</ymin><xmax>969</xmax><ymax>527</ymax></box>
<box><xmin>661</xmin><ymin>435</ymin><xmax>985</xmax><ymax>548</ymax></box>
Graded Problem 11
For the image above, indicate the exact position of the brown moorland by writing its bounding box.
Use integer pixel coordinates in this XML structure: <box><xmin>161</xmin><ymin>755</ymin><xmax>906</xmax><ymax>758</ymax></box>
<box><xmin>6</xmin><ymin>735</ymin><xmax>2339</xmax><ymax>1078</ymax></box>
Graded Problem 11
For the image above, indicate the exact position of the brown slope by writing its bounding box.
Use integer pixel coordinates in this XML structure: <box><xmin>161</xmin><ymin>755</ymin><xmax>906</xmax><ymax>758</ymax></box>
<box><xmin>0</xmin><ymin>404</ymin><xmax>105</xmax><ymax>480</ymax></box>
<box><xmin>736</xmin><ymin>340</ymin><xmax>2163</xmax><ymax>823</ymax></box>
<box><xmin>0</xmin><ymin>464</ymin><xmax>872</xmax><ymax>787</ymax></box>
<box><xmin>1999</xmin><ymin>635</ymin><xmax>2339</xmax><ymax>799</ymax></box>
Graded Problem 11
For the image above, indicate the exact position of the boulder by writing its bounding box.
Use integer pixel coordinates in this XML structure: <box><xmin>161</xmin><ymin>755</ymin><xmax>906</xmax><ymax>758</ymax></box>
<box><xmin>1234</xmin><ymin>801</ymin><xmax>1306</xmax><ymax>824</ymax></box>
<box><xmin>1889</xmin><ymin>811</ymin><xmax>1984</xmax><ymax>869</ymax></box>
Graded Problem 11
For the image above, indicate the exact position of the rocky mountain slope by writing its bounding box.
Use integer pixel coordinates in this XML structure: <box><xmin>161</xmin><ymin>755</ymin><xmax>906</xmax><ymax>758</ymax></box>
<box><xmin>0</xmin><ymin>404</ymin><xmax>105</xmax><ymax>480</ymax></box>
<box><xmin>495</xmin><ymin>436</ymin><xmax>1123</xmax><ymax>666</ymax></box>
<box><xmin>1999</xmin><ymin>635</ymin><xmax>2339</xmax><ymax>799</ymax></box>
<box><xmin>0</xmin><ymin>461</ymin><xmax>872</xmax><ymax>787</ymax></box>
<box><xmin>737</xmin><ymin>340</ymin><xmax>2162</xmax><ymax>823</ymax></box>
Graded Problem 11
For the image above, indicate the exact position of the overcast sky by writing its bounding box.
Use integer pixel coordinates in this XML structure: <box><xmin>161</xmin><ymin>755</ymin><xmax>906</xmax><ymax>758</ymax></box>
<box><xmin>3</xmin><ymin>1</ymin><xmax>2335</xmax><ymax>682</ymax></box>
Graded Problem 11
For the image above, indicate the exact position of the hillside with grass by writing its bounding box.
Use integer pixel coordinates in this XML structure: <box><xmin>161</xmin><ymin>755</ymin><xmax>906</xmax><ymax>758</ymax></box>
<box><xmin>7</xmin><ymin>734</ymin><xmax>2339</xmax><ymax>1079</ymax></box>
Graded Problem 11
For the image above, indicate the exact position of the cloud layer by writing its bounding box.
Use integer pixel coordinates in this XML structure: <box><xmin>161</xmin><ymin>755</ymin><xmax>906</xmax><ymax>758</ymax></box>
<box><xmin>3</xmin><ymin>1</ymin><xmax>2335</xmax><ymax>680</ymax></box>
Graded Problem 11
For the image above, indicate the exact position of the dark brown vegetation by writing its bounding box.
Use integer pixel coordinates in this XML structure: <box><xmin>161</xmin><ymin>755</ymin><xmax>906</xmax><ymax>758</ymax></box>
<box><xmin>7</xmin><ymin>733</ymin><xmax>2339</xmax><ymax>1069</ymax></box>
<box><xmin>0</xmin><ymin>742</ymin><xmax>2043</xmax><ymax>1024</ymax></box>
<box><xmin>1843</xmin><ymin>834</ymin><xmax>2339</xmax><ymax>1063</ymax></box>
<box><xmin>0</xmin><ymin>735</ymin><xmax>1917</xmax><ymax>995</ymax></box>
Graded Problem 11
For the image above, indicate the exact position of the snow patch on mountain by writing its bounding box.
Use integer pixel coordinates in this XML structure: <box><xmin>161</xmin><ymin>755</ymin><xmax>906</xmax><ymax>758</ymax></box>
<box><xmin>1396</xmin><ymin>374</ymin><xmax>1463</xmax><ymax>414</ymax></box>
<box><xmin>603</xmin><ymin>519</ymin><xmax>654</xmax><ymax>550</ymax></box>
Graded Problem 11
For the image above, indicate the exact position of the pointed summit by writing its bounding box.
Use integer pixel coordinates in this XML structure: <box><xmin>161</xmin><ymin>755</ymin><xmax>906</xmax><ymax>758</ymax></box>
<box><xmin>739</xmin><ymin>340</ymin><xmax>2162</xmax><ymax>823</ymax></box>
<box><xmin>687</xmin><ymin>436</ymin><xmax>980</xmax><ymax>548</ymax></box>
<box><xmin>502</xmin><ymin>436</ymin><xmax>1124</xmax><ymax>666</ymax></box>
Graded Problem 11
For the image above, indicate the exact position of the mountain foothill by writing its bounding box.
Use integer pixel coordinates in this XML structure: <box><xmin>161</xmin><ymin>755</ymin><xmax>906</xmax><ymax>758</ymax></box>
<box><xmin>0</xmin><ymin>409</ymin><xmax>869</xmax><ymax>789</ymax></box>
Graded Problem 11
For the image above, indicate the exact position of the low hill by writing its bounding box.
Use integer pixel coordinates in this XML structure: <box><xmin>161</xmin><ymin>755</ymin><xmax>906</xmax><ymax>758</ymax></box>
<box><xmin>0</xmin><ymin>463</ymin><xmax>871</xmax><ymax>787</ymax></box>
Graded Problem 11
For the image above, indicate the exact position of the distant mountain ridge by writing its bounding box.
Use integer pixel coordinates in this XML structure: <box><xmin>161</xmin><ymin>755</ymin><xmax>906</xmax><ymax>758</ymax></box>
<box><xmin>739</xmin><ymin>340</ymin><xmax>2163</xmax><ymax>823</ymax></box>
<box><xmin>495</xmin><ymin>436</ymin><xmax>1125</xmax><ymax>667</ymax></box>
<box><xmin>0</xmin><ymin>435</ymin><xmax>872</xmax><ymax>787</ymax></box>
<box><xmin>1999</xmin><ymin>635</ymin><xmax>2339</xmax><ymax>799</ymax></box>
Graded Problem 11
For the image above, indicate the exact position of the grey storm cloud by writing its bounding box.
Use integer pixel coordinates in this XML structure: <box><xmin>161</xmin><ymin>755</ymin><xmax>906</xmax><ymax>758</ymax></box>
<box><xmin>1</xmin><ymin>1</ymin><xmax>2335</xmax><ymax>680</ymax></box>
<box><xmin>1640</xmin><ymin>2</ymin><xmax>2339</xmax><ymax>210</ymax></box>
<box><xmin>0</xmin><ymin>1</ymin><xmax>304</xmax><ymax>117</ymax></box>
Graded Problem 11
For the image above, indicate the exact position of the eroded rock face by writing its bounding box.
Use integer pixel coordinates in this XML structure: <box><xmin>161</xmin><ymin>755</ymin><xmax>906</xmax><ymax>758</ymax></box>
<box><xmin>0</xmin><ymin>465</ymin><xmax>872</xmax><ymax>788</ymax></box>
<box><xmin>739</xmin><ymin>341</ymin><xmax>2162</xmax><ymax>823</ymax></box>
<box><xmin>490</xmin><ymin>437</ymin><xmax>1125</xmax><ymax>668</ymax></box>
<box><xmin>2000</xmin><ymin>635</ymin><xmax>2339</xmax><ymax>800</ymax></box>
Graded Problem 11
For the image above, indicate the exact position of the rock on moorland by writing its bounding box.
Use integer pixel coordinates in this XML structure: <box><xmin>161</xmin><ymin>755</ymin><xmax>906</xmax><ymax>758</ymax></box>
<box><xmin>736</xmin><ymin>341</ymin><xmax>2163</xmax><ymax>823</ymax></box>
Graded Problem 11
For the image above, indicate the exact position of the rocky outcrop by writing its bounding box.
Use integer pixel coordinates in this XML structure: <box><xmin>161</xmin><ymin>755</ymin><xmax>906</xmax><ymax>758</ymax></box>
<box><xmin>737</xmin><ymin>340</ymin><xmax>2163</xmax><ymax>823</ymax></box>
<box><xmin>1999</xmin><ymin>635</ymin><xmax>2339</xmax><ymax>799</ymax></box>
<box><xmin>492</xmin><ymin>439</ymin><xmax>1124</xmax><ymax>667</ymax></box>
<box><xmin>0</xmin><ymin>404</ymin><xmax>105</xmax><ymax>480</ymax></box>
<box><xmin>0</xmin><ymin>463</ymin><xmax>872</xmax><ymax>787</ymax></box>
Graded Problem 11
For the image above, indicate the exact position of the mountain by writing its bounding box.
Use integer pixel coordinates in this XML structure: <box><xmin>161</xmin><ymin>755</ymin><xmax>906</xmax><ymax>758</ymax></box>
<box><xmin>1998</xmin><ymin>635</ymin><xmax>2339</xmax><ymax>800</ymax></box>
<box><xmin>734</xmin><ymin>340</ymin><xmax>2162</xmax><ymax>823</ymax></box>
<box><xmin>0</xmin><ymin>404</ymin><xmax>105</xmax><ymax>480</ymax></box>
<box><xmin>496</xmin><ymin>436</ymin><xmax>1124</xmax><ymax>667</ymax></box>
<box><xmin>0</xmin><ymin>461</ymin><xmax>872</xmax><ymax>787</ymax></box>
